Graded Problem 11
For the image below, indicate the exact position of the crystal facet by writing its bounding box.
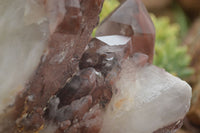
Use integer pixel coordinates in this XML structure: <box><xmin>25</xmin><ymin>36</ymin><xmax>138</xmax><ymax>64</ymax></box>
<box><xmin>96</xmin><ymin>0</ymin><xmax>155</xmax><ymax>63</ymax></box>
<box><xmin>100</xmin><ymin>54</ymin><xmax>191</xmax><ymax>133</ymax></box>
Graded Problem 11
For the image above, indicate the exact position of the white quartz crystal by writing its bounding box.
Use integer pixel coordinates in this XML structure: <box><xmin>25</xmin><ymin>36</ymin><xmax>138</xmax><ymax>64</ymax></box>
<box><xmin>100</xmin><ymin>57</ymin><xmax>192</xmax><ymax>133</ymax></box>
<box><xmin>0</xmin><ymin>0</ymin><xmax>48</xmax><ymax>113</ymax></box>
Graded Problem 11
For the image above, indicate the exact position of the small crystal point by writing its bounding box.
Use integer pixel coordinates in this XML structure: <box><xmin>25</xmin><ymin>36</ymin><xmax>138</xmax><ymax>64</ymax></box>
<box><xmin>96</xmin><ymin>0</ymin><xmax>155</xmax><ymax>63</ymax></box>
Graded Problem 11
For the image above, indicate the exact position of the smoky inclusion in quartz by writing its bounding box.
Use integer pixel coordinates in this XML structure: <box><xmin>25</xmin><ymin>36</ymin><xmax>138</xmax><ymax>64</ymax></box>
<box><xmin>44</xmin><ymin>0</ymin><xmax>191</xmax><ymax>132</ymax></box>
<box><xmin>0</xmin><ymin>0</ymin><xmax>191</xmax><ymax>133</ymax></box>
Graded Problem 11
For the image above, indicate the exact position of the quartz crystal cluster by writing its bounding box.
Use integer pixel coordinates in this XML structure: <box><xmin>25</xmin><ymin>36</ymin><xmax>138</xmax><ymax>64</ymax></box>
<box><xmin>0</xmin><ymin>0</ymin><xmax>191</xmax><ymax>133</ymax></box>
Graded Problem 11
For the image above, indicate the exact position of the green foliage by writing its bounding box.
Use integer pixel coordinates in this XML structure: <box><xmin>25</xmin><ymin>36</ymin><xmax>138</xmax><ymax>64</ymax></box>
<box><xmin>92</xmin><ymin>0</ymin><xmax>119</xmax><ymax>37</ymax></box>
<box><xmin>99</xmin><ymin>0</ymin><xmax>120</xmax><ymax>22</ymax></box>
<box><xmin>173</xmin><ymin>3</ymin><xmax>189</xmax><ymax>39</ymax></box>
<box><xmin>152</xmin><ymin>15</ymin><xmax>194</xmax><ymax>79</ymax></box>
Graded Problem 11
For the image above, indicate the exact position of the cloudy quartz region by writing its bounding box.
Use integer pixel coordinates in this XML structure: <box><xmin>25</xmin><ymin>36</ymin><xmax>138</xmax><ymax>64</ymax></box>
<box><xmin>100</xmin><ymin>55</ymin><xmax>192</xmax><ymax>133</ymax></box>
<box><xmin>0</xmin><ymin>0</ymin><xmax>48</xmax><ymax>113</ymax></box>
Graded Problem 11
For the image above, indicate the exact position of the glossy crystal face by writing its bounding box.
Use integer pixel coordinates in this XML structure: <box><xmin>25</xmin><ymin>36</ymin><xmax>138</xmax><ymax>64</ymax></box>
<box><xmin>96</xmin><ymin>0</ymin><xmax>155</xmax><ymax>36</ymax></box>
<box><xmin>96</xmin><ymin>0</ymin><xmax>155</xmax><ymax>63</ymax></box>
<box><xmin>100</xmin><ymin>54</ymin><xmax>191</xmax><ymax>133</ymax></box>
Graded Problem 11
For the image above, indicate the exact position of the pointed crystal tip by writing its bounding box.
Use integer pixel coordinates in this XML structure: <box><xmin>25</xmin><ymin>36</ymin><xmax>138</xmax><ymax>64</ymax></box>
<box><xmin>96</xmin><ymin>0</ymin><xmax>155</xmax><ymax>63</ymax></box>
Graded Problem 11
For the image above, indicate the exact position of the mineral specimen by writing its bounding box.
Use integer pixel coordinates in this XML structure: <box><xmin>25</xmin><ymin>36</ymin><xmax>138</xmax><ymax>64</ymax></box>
<box><xmin>0</xmin><ymin>0</ymin><xmax>192</xmax><ymax>133</ymax></box>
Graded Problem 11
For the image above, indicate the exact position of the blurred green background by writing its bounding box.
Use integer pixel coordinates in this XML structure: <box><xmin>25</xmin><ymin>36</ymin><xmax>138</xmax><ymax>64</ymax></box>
<box><xmin>94</xmin><ymin>0</ymin><xmax>200</xmax><ymax>132</ymax></box>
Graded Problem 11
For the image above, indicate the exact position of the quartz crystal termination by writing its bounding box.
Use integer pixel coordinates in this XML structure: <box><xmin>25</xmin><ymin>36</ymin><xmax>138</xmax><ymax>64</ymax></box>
<box><xmin>83</xmin><ymin>0</ymin><xmax>191</xmax><ymax>132</ymax></box>
<box><xmin>96</xmin><ymin>0</ymin><xmax>155</xmax><ymax>63</ymax></box>
<box><xmin>94</xmin><ymin>0</ymin><xmax>191</xmax><ymax>132</ymax></box>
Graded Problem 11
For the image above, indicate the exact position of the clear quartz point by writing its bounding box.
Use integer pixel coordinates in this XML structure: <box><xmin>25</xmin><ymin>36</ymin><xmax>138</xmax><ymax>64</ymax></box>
<box><xmin>96</xmin><ymin>0</ymin><xmax>155</xmax><ymax>63</ymax></box>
